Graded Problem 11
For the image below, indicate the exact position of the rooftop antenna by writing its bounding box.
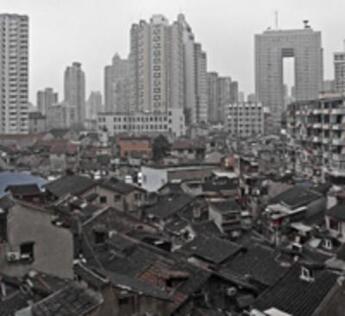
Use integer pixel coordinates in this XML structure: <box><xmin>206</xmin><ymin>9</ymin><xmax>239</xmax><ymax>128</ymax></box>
<box><xmin>275</xmin><ymin>10</ymin><xmax>279</xmax><ymax>29</ymax></box>
<box><xmin>303</xmin><ymin>20</ymin><xmax>310</xmax><ymax>29</ymax></box>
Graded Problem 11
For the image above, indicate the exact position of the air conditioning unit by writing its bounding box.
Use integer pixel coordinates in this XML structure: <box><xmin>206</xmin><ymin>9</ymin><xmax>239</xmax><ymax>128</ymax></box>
<box><xmin>6</xmin><ymin>251</ymin><xmax>21</xmax><ymax>262</ymax></box>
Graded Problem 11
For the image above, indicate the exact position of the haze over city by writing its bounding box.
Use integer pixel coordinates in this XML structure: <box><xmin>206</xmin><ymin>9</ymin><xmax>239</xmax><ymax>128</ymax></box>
<box><xmin>3</xmin><ymin>0</ymin><xmax>345</xmax><ymax>101</ymax></box>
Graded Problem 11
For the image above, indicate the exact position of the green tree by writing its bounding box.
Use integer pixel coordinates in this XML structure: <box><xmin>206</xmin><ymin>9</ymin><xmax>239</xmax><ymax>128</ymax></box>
<box><xmin>152</xmin><ymin>135</ymin><xmax>170</xmax><ymax>161</ymax></box>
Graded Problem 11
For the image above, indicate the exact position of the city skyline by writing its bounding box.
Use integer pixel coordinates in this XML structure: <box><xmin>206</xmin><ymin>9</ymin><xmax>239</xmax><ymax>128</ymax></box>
<box><xmin>3</xmin><ymin>0</ymin><xmax>345</xmax><ymax>103</ymax></box>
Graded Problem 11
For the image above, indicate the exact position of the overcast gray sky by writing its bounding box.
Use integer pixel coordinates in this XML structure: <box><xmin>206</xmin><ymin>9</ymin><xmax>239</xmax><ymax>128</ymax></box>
<box><xmin>3</xmin><ymin>0</ymin><xmax>345</xmax><ymax>103</ymax></box>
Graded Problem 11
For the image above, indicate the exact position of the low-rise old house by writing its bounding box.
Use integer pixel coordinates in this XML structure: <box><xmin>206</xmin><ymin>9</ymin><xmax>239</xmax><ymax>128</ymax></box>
<box><xmin>117</xmin><ymin>136</ymin><xmax>152</xmax><ymax>160</ymax></box>
<box><xmin>325</xmin><ymin>203</ymin><xmax>345</xmax><ymax>242</ymax></box>
<box><xmin>141</xmin><ymin>164</ymin><xmax>217</xmax><ymax>192</ymax></box>
<box><xmin>208</xmin><ymin>199</ymin><xmax>243</xmax><ymax>237</ymax></box>
<box><xmin>83</xmin><ymin>178</ymin><xmax>147</xmax><ymax>212</ymax></box>
<box><xmin>171</xmin><ymin>138</ymin><xmax>206</xmax><ymax>161</ymax></box>
<box><xmin>0</xmin><ymin>197</ymin><xmax>74</xmax><ymax>279</ymax></box>
<box><xmin>252</xmin><ymin>263</ymin><xmax>345</xmax><ymax>316</ymax></box>
<box><xmin>262</xmin><ymin>185</ymin><xmax>325</xmax><ymax>245</ymax></box>
<box><xmin>44</xmin><ymin>175</ymin><xmax>96</xmax><ymax>200</ymax></box>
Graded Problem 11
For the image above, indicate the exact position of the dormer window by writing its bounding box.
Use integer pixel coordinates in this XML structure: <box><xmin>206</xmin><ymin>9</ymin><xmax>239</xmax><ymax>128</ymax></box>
<box><xmin>300</xmin><ymin>266</ymin><xmax>314</xmax><ymax>282</ymax></box>
<box><xmin>324</xmin><ymin>239</ymin><xmax>333</xmax><ymax>250</ymax></box>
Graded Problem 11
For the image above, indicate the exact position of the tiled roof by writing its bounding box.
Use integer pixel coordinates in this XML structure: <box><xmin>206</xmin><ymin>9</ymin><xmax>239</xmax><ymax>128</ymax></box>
<box><xmin>145</xmin><ymin>194</ymin><xmax>195</xmax><ymax>220</ymax></box>
<box><xmin>253</xmin><ymin>264</ymin><xmax>338</xmax><ymax>316</ymax></box>
<box><xmin>31</xmin><ymin>283</ymin><xmax>102</xmax><ymax>316</ymax></box>
<box><xmin>100</xmin><ymin>178</ymin><xmax>145</xmax><ymax>194</ymax></box>
<box><xmin>223</xmin><ymin>243</ymin><xmax>288</xmax><ymax>287</ymax></box>
<box><xmin>172</xmin><ymin>139</ymin><xmax>205</xmax><ymax>151</ymax></box>
<box><xmin>47</xmin><ymin>129</ymin><xmax>70</xmax><ymax>139</ymax></box>
<box><xmin>5</xmin><ymin>183</ymin><xmax>41</xmax><ymax>197</ymax></box>
<box><xmin>209</xmin><ymin>199</ymin><xmax>241</xmax><ymax>214</ymax></box>
<box><xmin>181</xmin><ymin>235</ymin><xmax>242</xmax><ymax>264</ymax></box>
<box><xmin>44</xmin><ymin>175</ymin><xmax>95</xmax><ymax>198</ymax></box>
<box><xmin>270</xmin><ymin>185</ymin><xmax>322</xmax><ymax>209</ymax></box>
<box><xmin>74</xmin><ymin>262</ymin><xmax>109</xmax><ymax>289</ymax></box>
<box><xmin>107</xmin><ymin>271</ymin><xmax>170</xmax><ymax>300</ymax></box>
<box><xmin>0</xmin><ymin>291</ymin><xmax>30</xmax><ymax>316</ymax></box>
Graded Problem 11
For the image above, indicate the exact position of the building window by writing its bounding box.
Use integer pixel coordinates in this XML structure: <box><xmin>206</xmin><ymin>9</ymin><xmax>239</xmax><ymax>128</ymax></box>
<box><xmin>0</xmin><ymin>215</ymin><xmax>7</xmax><ymax>242</ymax></box>
<box><xmin>93</xmin><ymin>230</ymin><xmax>107</xmax><ymax>245</ymax></box>
<box><xmin>300</xmin><ymin>266</ymin><xmax>314</xmax><ymax>282</ymax></box>
<box><xmin>100</xmin><ymin>196</ymin><xmax>107</xmax><ymax>204</ymax></box>
<box><xmin>329</xmin><ymin>218</ymin><xmax>340</xmax><ymax>232</ymax></box>
<box><xmin>20</xmin><ymin>241</ymin><xmax>34</xmax><ymax>261</ymax></box>
<box><xmin>114</xmin><ymin>194</ymin><xmax>121</xmax><ymax>202</ymax></box>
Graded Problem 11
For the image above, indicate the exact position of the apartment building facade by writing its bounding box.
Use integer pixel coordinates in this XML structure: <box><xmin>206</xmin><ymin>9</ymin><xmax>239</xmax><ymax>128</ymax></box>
<box><xmin>0</xmin><ymin>14</ymin><xmax>29</xmax><ymax>134</ymax></box>
<box><xmin>225</xmin><ymin>102</ymin><xmax>265</xmax><ymax>138</ymax></box>
<box><xmin>97</xmin><ymin>108</ymin><xmax>185</xmax><ymax>138</ymax></box>
<box><xmin>287</xmin><ymin>95</ymin><xmax>345</xmax><ymax>184</ymax></box>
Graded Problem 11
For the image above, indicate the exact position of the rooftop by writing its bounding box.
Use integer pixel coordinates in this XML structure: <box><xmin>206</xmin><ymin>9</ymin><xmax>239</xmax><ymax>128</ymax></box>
<box><xmin>5</xmin><ymin>183</ymin><xmax>41</xmax><ymax>197</ymax></box>
<box><xmin>253</xmin><ymin>264</ymin><xmax>338</xmax><ymax>316</ymax></box>
<box><xmin>269</xmin><ymin>185</ymin><xmax>322</xmax><ymax>209</ymax></box>
<box><xmin>100</xmin><ymin>177</ymin><xmax>145</xmax><ymax>194</ymax></box>
<box><xmin>44</xmin><ymin>175</ymin><xmax>95</xmax><ymax>198</ymax></box>
<box><xmin>31</xmin><ymin>283</ymin><xmax>102</xmax><ymax>316</ymax></box>
<box><xmin>181</xmin><ymin>235</ymin><xmax>242</xmax><ymax>264</ymax></box>
<box><xmin>145</xmin><ymin>194</ymin><xmax>195</xmax><ymax>220</ymax></box>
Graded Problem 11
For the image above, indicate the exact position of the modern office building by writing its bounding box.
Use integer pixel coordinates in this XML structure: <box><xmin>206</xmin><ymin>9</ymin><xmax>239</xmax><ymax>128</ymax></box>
<box><xmin>287</xmin><ymin>96</ymin><xmax>345</xmax><ymax>185</ymax></box>
<box><xmin>334</xmin><ymin>52</ymin><xmax>345</xmax><ymax>93</ymax></box>
<box><xmin>37</xmin><ymin>88</ymin><xmax>58</xmax><ymax>115</ymax></box>
<box><xmin>104</xmin><ymin>54</ymin><xmax>130</xmax><ymax>112</ymax></box>
<box><xmin>225</xmin><ymin>102</ymin><xmax>265</xmax><ymax>138</ymax></box>
<box><xmin>86</xmin><ymin>91</ymin><xmax>103</xmax><ymax>120</ymax></box>
<box><xmin>255</xmin><ymin>22</ymin><xmax>323</xmax><ymax>132</ymax></box>
<box><xmin>0</xmin><ymin>14</ymin><xmax>29</xmax><ymax>134</ymax></box>
<box><xmin>64</xmin><ymin>62</ymin><xmax>86</xmax><ymax>126</ymax></box>
<box><xmin>97</xmin><ymin>108</ymin><xmax>185</xmax><ymax>138</ymax></box>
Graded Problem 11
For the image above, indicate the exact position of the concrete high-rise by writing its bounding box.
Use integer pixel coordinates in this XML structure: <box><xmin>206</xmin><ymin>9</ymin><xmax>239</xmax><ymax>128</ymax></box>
<box><xmin>87</xmin><ymin>91</ymin><xmax>103</xmax><ymax>120</ymax></box>
<box><xmin>207</xmin><ymin>72</ymin><xmax>219</xmax><ymax>123</ymax></box>
<box><xmin>255</xmin><ymin>23</ymin><xmax>323</xmax><ymax>132</ymax></box>
<box><xmin>207</xmin><ymin>72</ymin><xmax>231</xmax><ymax>123</ymax></box>
<box><xmin>179</xmin><ymin>14</ymin><xmax>196</xmax><ymax>123</ymax></box>
<box><xmin>0</xmin><ymin>14</ymin><xmax>29</xmax><ymax>134</ymax></box>
<box><xmin>64</xmin><ymin>62</ymin><xmax>85</xmax><ymax>126</ymax></box>
<box><xmin>104</xmin><ymin>54</ymin><xmax>130</xmax><ymax>112</ymax></box>
<box><xmin>129</xmin><ymin>14</ymin><xmax>185</xmax><ymax>113</ymax></box>
<box><xmin>230</xmin><ymin>81</ymin><xmax>239</xmax><ymax>104</ymax></box>
<box><xmin>129</xmin><ymin>14</ymin><xmax>208</xmax><ymax>124</ymax></box>
<box><xmin>334</xmin><ymin>52</ymin><xmax>345</xmax><ymax>93</ymax></box>
<box><xmin>217</xmin><ymin>76</ymin><xmax>231</xmax><ymax>123</ymax></box>
<box><xmin>37</xmin><ymin>88</ymin><xmax>58</xmax><ymax>115</ymax></box>
<box><xmin>194</xmin><ymin>43</ymin><xmax>208</xmax><ymax>123</ymax></box>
